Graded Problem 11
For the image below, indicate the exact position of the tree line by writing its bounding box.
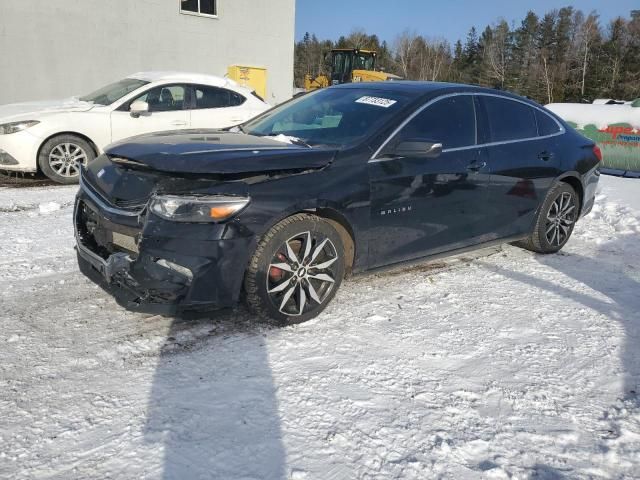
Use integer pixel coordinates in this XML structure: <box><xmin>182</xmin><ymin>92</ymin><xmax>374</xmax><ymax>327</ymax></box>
<box><xmin>294</xmin><ymin>7</ymin><xmax>640</xmax><ymax>104</ymax></box>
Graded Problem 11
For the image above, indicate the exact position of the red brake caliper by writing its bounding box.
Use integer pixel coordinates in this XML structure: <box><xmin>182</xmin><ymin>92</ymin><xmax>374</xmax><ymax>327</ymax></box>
<box><xmin>269</xmin><ymin>252</ymin><xmax>288</xmax><ymax>281</ymax></box>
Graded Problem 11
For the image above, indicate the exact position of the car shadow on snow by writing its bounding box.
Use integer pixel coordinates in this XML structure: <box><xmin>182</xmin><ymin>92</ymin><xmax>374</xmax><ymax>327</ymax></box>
<box><xmin>482</xmin><ymin>239</ymin><xmax>639</xmax><ymax>406</ymax></box>
<box><xmin>480</xmin><ymin>237</ymin><xmax>639</xmax><ymax>474</ymax></box>
<box><xmin>534</xmin><ymin>241</ymin><xmax>640</xmax><ymax>410</ymax></box>
<box><xmin>144</xmin><ymin>308</ymin><xmax>287</xmax><ymax>480</ymax></box>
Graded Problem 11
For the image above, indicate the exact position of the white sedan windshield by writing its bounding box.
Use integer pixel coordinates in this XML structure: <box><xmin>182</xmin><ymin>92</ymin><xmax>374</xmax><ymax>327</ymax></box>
<box><xmin>80</xmin><ymin>78</ymin><xmax>149</xmax><ymax>106</ymax></box>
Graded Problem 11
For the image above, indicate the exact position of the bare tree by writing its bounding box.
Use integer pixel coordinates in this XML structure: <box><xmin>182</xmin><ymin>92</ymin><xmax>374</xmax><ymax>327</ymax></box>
<box><xmin>485</xmin><ymin>20</ymin><xmax>510</xmax><ymax>88</ymax></box>
<box><xmin>541</xmin><ymin>54</ymin><xmax>554</xmax><ymax>103</ymax></box>
<box><xmin>394</xmin><ymin>30</ymin><xmax>419</xmax><ymax>79</ymax></box>
<box><xmin>577</xmin><ymin>12</ymin><xmax>601</xmax><ymax>97</ymax></box>
<box><xmin>346</xmin><ymin>29</ymin><xmax>370</xmax><ymax>50</ymax></box>
<box><xmin>418</xmin><ymin>39</ymin><xmax>451</xmax><ymax>81</ymax></box>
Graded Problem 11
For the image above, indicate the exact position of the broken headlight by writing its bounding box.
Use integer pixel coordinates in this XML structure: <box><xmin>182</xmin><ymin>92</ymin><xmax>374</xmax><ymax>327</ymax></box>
<box><xmin>149</xmin><ymin>194</ymin><xmax>250</xmax><ymax>223</ymax></box>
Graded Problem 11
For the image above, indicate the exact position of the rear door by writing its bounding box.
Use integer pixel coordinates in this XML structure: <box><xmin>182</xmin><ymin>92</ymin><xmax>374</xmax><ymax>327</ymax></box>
<box><xmin>189</xmin><ymin>85</ymin><xmax>251</xmax><ymax>129</ymax></box>
<box><xmin>110</xmin><ymin>84</ymin><xmax>191</xmax><ymax>142</ymax></box>
<box><xmin>476</xmin><ymin>95</ymin><xmax>562</xmax><ymax>239</ymax></box>
<box><xmin>368</xmin><ymin>94</ymin><xmax>492</xmax><ymax>268</ymax></box>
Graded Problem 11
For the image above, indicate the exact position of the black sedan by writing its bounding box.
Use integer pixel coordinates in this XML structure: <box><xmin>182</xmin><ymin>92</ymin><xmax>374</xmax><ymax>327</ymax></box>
<box><xmin>74</xmin><ymin>82</ymin><xmax>601</xmax><ymax>324</ymax></box>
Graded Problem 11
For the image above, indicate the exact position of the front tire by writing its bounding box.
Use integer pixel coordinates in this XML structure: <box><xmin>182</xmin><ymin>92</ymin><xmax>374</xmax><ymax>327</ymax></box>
<box><xmin>515</xmin><ymin>182</ymin><xmax>580</xmax><ymax>254</ymax></box>
<box><xmin>38</xmin><ymin>135</ymin><xmax>95</xmax><ymax>184</ymax></box>
<box><xmin>244</xmin><ymin>214</ymin><xmax>345</xmax><ymax>325</ymax></box>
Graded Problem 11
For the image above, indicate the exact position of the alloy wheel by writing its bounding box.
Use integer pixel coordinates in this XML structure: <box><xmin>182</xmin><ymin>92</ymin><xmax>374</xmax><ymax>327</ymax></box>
<box><xmin>267</xmin><ymin>231</ymin><xmax>339</xmax><ymax>316</ymax></box>
<box><xmin>48</xmin><ymin>143</ymin><xmax>87</xmax><ymax>178</ymax></box>
<box><xmin>545</xmin><ymin>191</ymin><xmax>576</xmax><ymax>247</ymax></box>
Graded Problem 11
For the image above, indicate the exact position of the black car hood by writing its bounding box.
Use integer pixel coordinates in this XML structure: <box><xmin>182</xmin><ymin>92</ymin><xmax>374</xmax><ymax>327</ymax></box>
<box><xmin>104</xmin><ymin>130</ymin><xmax>338</xmax><ymax>175</ymax></box>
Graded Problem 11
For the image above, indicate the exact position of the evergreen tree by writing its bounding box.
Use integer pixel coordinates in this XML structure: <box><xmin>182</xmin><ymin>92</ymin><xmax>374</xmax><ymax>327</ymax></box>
<box><xmin>462</xmin><ymin>27</ymin><xmax>482</xmax><ymax>83</ymax></box>
<box><xmin>292</xmin><ymin>8</ymin><xmax>639</xmax><ymax>103</ymax></box>
<box><xmin>512</xmin><ymin>11</ymin><xmax>539</xmax><ymax>97</ymax></box>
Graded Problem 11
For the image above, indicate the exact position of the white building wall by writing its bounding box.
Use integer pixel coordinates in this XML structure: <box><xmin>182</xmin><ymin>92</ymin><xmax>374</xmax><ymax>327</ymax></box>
<box><xmin>0</xmin><ymin>0</ymin><xmax>295</xmax><ymax>105</ymax></box>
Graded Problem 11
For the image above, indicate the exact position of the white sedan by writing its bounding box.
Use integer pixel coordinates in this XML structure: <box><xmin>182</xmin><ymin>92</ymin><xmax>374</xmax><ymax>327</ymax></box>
<box><xmin>0</xmin><ymin>72</ymin><xmax>270</xmax><ymax>184</ymax></box>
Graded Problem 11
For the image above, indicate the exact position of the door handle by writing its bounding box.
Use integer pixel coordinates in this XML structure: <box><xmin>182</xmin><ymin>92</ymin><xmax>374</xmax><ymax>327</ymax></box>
<box><xmin>466</xmin><ymin>161</ymin><xmax>487</xmax><ymax>172</ymax></box>
<box><xmin>171</xmin><ymin>120</ymin><xmax>188</xmax><ymax>126</ymax></box>
<box><xmin>538</xmin><ymin>151</ymin><xmax>554</xmax><ymax>161</ymax></box>
<box><xmin>230</xmin><ymin>117</ymin><xmax>244</xmax><ymax>122</ymax></box>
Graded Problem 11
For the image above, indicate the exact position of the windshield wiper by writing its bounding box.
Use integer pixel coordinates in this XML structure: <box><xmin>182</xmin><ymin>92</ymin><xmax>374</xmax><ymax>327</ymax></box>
<box><xmin>226</xmin><ymin>124</ymin><xmax>247</xmax><ymax>134</ymax></box>
<box><xmin>287</xmin><ymin>137</ymin><xmax>313</xmax><ymax>148</ymax></box>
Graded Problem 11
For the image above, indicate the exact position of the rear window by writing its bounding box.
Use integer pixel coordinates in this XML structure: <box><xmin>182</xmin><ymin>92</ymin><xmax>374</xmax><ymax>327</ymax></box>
<box><xmin>535</xmin><ymin>109</ymin><xmax>562</xmax><ymax>136</ymax></box>
<box><xmin>193</xmin><ymin>86</ymin><xmax>245</xmax><ymax>109</ymax></box>
<box><xmin>481</xmin><ymin>96</ymin><xmax>538</xmax><ymax>142</ymax></box>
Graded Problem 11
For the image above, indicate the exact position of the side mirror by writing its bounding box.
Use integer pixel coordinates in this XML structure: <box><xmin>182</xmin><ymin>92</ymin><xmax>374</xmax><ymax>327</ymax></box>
<box><xmin>392</xmin><ymin>139</ymin><xmax>443</xmax><ymax>159</ymax></box>
<box><xmin>130</xmin><ymin>100</ymin><xmax>149</xmax><ymax>118</ymax></box>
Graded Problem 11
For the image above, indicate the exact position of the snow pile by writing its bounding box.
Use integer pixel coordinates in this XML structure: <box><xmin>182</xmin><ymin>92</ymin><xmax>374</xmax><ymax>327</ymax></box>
<box><xmin>0</xmin><ymin>185</ymin><xmax>77</xmax><ymax>214</ymax></box>
<box><xmin>596</xmin><ymin>176</ymin><xmax>640</xmax><ymax>214</ymax></box>
<box><xmin>38</xmin><ymin>201</ymin><xmax>61</xmax><ymax>214</ymax></box>
<box><xmin>0</xmin><ymin>176</ymin><xmax>638</xmax><ymax>479</ymax></box>
<box><xmin>0</xmin><ymin>97</ymin><xmax>95</xmax><ymax>120</ymax></box>
<box><xmin>546</xmin><ymin>103</ymin><xmax>640</xmax><ymax>130</ymax></box>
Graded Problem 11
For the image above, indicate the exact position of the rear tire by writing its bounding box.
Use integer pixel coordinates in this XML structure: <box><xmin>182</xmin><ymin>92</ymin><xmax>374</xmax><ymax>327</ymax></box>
<box><xmin>244</xmin><ymin>214</ymin><xmax>345</xmax><ymax>325</ymax></box>
<box><xmin>38</xmin><ymin>134</ymin><xmax>95</xmax><ymax>184</ymax></box>
<box><xmin>515</xmin><ymin>182</ymin><xmax>580</xmax><ymax>254</ymax></box>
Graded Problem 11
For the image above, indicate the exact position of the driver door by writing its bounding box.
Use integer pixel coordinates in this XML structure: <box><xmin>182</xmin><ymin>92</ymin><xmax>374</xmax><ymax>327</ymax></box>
<box><xmin>110</xmin><ymin>84</ymin><xmax>191</xmax><ymax>142</ymax></box>
<box><xmin>368</xmin><ymin>94</ymin><xmax>492</xmax><ymax>268</ymax></box>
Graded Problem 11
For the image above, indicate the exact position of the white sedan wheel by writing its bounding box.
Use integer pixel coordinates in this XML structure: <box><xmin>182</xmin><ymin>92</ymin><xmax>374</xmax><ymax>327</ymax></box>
<box><xmin>48</xmin><ymin>142</ymin><xmax>88</xmax><ymax>178</ymax></box>
<box><xmin>38</xmin><ymin>134</ymin><xmax>96</xmax><ymax>185</ymax></box>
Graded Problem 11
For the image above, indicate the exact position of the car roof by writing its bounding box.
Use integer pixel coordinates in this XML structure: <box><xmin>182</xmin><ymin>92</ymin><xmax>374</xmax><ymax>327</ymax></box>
<box><xmin>335</xmin><ymin>81</ymin><xmax>534</xmax><ymax>103</ymax></box>
<box><xmin>128</xmin><ymin>71</ymin><xmax>240</xmax><ymax>89</ymax></box>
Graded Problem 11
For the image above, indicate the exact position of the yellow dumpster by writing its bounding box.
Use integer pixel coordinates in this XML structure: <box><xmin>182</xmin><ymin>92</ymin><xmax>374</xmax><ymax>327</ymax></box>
<box><xmin>227</xmin><ymin>65</ymin><xmax>267</xmax><ymax>100</ymax></box>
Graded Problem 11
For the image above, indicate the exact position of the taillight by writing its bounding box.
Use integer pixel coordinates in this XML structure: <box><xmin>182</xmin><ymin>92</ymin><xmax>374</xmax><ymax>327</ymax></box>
<box><xmin>593</xmin><ymin>145</ymin><xmax>602</xmax><ymax>162</ymax></box>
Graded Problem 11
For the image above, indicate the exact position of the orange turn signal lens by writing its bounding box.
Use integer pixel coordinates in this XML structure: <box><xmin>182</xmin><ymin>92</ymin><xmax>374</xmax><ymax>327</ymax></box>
<box><xmin>210</xmin><ymin>205</ymin><xmax>240</xmax><ymax>220</ymax></box>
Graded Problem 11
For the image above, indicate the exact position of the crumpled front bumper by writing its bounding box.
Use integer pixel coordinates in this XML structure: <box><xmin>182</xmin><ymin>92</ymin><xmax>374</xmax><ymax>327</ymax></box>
<box><xmin>74</xmin><ymin>187</ymin><xmax>254</xmax><ymax>315</ymax></box>
<box><xmin>76</xmin><ymin>243</ymin><xmax>193</xmax><ymax>315</ymax></box>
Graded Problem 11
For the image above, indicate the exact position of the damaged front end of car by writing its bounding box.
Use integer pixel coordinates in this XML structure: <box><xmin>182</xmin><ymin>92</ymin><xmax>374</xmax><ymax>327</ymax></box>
<box><xmin>74</xmin><ymin>131</ymin><xmax>337</xmax><ymax>315</ymax></box>
<box><xmin>75</xmin><ymin>196</ymin><xmax>196</xmax><ymax>313</ymax></box>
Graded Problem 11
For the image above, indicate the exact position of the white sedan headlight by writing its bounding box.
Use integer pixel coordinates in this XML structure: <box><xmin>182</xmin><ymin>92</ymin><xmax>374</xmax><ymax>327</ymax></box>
<box><xmin>0</xmin><ymin>120</ymin><xmax>40</xmax><ymax>135</ymax></box>
<box><xmin>150</xmin><ymin>195</ymin><xmax>250</xmax><ymax>223</ymax></box>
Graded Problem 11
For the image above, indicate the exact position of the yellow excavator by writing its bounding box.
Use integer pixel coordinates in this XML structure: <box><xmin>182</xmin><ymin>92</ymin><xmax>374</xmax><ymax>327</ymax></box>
<box><xmin>304</xmin><ymin>48</ymin><xmax>401</xmax><ymax>91</ymax></box>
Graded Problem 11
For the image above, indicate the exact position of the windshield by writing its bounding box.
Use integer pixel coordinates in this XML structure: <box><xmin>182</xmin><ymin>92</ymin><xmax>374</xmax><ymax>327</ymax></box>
<box><xmin>79</xmin><ymin>78</ymin><xmax>149</xmax><ymax>105</ymax></box>
<box><xmin>354</xmin><ymin>54</ymin><xmax>375</xmax><ymax>71</ymax></box>
<box><xmin>244</xmin><ymin>88</ymin><xmax>412</xmax><ymax>147</ymax></box>
<box><xmin>333</xmin><ymin>52</ymin><xmax>351</xmax><ymax>76</ymax></box>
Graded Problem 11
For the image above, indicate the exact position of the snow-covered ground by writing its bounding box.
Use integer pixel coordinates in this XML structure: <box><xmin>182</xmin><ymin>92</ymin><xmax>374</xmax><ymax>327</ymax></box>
<box><xmin>1</xmin><ymin>175</ymin><xmax>639</xmax><ymax>479</ymax></box>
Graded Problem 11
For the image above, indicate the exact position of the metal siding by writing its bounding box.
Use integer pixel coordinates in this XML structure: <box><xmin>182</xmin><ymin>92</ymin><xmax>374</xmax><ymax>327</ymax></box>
<box><xmin>0</xmin><ymin>0</ymin><xmax>295</xmax><ymax>105</ymax></box>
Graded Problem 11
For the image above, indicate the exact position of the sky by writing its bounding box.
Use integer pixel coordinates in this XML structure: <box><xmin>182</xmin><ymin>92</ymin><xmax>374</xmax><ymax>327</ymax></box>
<box><xmin>295</xmin><ymin>0</ymin><xmax>638</xmax><ymax>45</ymax></box>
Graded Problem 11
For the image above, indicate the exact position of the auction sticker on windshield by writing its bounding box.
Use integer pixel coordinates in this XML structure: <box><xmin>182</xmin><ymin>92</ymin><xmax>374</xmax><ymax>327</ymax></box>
<box><xmin>355</xmin><ymin>96</ymin><xmax>397</xmax><ymax>108</ymax></box>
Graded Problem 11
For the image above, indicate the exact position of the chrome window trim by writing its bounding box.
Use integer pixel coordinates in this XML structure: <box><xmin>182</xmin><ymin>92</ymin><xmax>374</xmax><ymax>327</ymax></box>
<box><xmin>79</xmin><ymin>171</ymin><xmax>143</xmax><ymax>218</ymax></box>
<box><xmin>369</xmin><ymin>92</ymin><xmax>565</xmax><ymax>163</ymax></box>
